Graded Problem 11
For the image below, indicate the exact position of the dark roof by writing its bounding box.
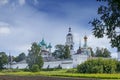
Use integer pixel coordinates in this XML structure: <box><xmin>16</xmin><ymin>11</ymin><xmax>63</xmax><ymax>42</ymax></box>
<box><xmin>67</xmin><ymin>33</ymin><xmax>72</xmax><ymax>36</ymax></box>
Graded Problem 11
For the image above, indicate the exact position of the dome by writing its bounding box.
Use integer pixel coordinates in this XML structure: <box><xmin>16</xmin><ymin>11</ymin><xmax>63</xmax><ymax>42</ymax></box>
<box><xmin>47</xmin><ymin>43</ymin><xmax>52</xmax><ymax>48</ymax></box>
<box><xmin>84</xmin><ymin>35</ymin><xmax>87</xmax><ymax>40</ymax></box>
<box><xmin>67</xmin><ymin>33</ymin><xmax>72</xmax><ymax>36</ymax></box>
<box><xmin>39</xmin><ymin>39</ymin><xmax>47</xmax><ymax>46</ymax></box>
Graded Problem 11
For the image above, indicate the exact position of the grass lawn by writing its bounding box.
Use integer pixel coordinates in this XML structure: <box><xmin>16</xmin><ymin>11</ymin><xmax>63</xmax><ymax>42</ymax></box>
<box><xmin>0</xmin><ymin>69</ymin><xmax>120</xmax><ymax>79</ymax></box>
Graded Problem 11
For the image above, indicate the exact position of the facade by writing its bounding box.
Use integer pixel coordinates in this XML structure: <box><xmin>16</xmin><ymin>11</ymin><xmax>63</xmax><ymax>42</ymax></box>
<box><xmin>6</xmin><ymin>28</ymin><xmax>91</xmax><ymax>69</ymax></box>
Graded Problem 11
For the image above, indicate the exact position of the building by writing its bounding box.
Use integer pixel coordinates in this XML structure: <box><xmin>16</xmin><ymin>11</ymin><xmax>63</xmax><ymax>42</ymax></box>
<box><xmin>39</xmin><ymin>27</ymin><xmax>91</xmax><ymax>68</ymax></box>
<box><xmin>6</xmin><ymin>28</ymin><xmax>91</xmax><ymax>69</ymax></box>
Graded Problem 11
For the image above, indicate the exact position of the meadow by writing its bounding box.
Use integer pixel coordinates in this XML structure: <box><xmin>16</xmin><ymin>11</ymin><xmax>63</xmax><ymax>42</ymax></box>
<box><xmin>0</xmin><ymin>69</ymin><xmax>120</xmax><ymax>79</ymax></box>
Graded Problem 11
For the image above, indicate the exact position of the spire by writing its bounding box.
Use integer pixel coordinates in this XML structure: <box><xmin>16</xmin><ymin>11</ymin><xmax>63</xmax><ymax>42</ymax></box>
<box><xmin>83</xmin><ymin>35</ymin><xmax>88</xmax><ymax>48</ymax></box>
<box><xmin>69</xmin><ymin>27</ymin><xmax>71</xmax><ymax>32</ymax></box>
<box><xmin>84</xmin><ymin>35</ymin><xmax>87</xmax><ymax>41</ymax></box>
<box><xmin>79</xmin><ymin>39</ymin><xmax>81</xmax><ymax>49</ymax></box>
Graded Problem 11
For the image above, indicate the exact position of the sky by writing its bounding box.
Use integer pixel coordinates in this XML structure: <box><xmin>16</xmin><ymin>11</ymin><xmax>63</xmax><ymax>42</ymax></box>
<box><xmin>0</xmin><ymin>0</ymin><xmax>118</xmax><ymax>58</ymax></box>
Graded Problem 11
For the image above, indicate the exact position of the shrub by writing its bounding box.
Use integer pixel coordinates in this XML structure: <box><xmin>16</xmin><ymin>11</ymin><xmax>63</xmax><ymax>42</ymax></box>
<box><xmin>116</xmin><ymin>61</ymin><xmax>120</xmax><ymax>72</ymax></box>
<box><xmin>77</xmin><ymin>58</ymin><xmax>117</xmax><ymax>73</ymax></box>
<box><xmin>31</xmin><ymin>64</ymin><xmax>40</xmax><ymax>72</ymax></box>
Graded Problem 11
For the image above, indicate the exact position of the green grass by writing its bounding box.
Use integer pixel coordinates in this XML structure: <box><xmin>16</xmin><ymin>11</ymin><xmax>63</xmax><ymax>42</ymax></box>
<box><xmin>0</xmin><ymin>69</ymin><xmax>120</xmax><ymax>79</ymax></box>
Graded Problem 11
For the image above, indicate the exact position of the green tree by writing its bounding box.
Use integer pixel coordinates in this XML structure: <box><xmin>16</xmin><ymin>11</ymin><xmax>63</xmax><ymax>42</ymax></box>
<box><xmin>0</xmin><ymin>52</ymin><xmax>8</xmax><ymax>69</ymax></box>
<box><xmin>64</xmin><ymin>45</ymin><xmax>71</xmax><ymax>59</ymax></box>
<box><xmin>53</xmin><ymin>44</ymin><xmax>65</xmax><ymax>59</ymax></box>
<box><xmin>90</xmin><ymin>48</ymin><xmax>95</xmax><ymax>57</ymax></box>
<box><xmin>90</xmin><ymin>0</ymin><xmax>120</xmax><ymax>51</ymax></box>
<box><xmin>95</xmin><ymin>47</ymin><xmax>103</xmax><ymax>57</ymax></box>
<box><xmin>53</xmin><ymin>44</ymin><xmax>71</xmax><ymax>59</ymax></box>
<box><xmin>103</xmin><ymin>48</ymin><xmax>111</xmax><ymax>57</ymax></box>
<box><xmin>95</xmin><ymin>47</ymin><xmax>111</xmax><ymax>57</ymax></box>
<box><xmin>27</xmin><ymin>42</ymin><xmax>43</xmax><ymax>70</ymax></box>
<box><xmin>14</xmin><ymin>52</ymin><xmax>26</xmax><ymax>62</ymax></box>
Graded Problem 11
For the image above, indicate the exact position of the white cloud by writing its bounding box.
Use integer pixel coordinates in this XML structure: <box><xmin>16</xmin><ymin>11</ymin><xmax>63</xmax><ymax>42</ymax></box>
<box><xmin>18</xmin><ymin>0</ymin><xmax>25</xmax><ymax>6</ymax></box>
<box><xmin>87</xmin><ymin>35</ymin><xmax>111</xmax><ymax>49</ymax></box>
<box><xmin>0</xmin><ymin>22</ymin><xmax>11</xmax><ymax>35</ymax></box>
<box><xmin>15</xmin><ymin>44</ymin><xmax>31</xmax><ymax>54</ymax></box>
<box><xmin>0</xmin><ymin>27</ymin><xmax>10</xmax><ymax>35</ymax></box>
<box><xmin>0</xmin><ymin>0</ymin><xmax>8</xmax><ymax>6</ymax></box>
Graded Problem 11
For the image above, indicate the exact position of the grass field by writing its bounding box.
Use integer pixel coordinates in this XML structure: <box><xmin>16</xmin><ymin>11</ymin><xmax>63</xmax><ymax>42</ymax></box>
<box><xmin>0</xmin><ymin>69</ymin><xmax>120</xmax><ymax>79</ymax></box>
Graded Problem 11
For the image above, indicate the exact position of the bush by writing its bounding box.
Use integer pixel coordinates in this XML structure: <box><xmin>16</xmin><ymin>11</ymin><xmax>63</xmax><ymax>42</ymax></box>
<box><xmin>116</xmin><ymin>61</ymin><xmax>120</xmax><ymax>72</ymax></box>
<box><xmin>31</xmin><ymin>64</ymin><xmax>40</xmax><ymax>72</ymax></box>
<box><xmin>77</xmin><ymin>58</ymin><xmax>117</xmax><ymax>73</ymax></box>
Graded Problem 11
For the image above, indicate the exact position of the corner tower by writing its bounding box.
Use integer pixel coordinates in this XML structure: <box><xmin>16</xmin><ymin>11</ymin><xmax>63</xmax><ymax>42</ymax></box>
<box><xmin>65</xmin><ymin>27</ymin><xmax>74</xmax><ymax>50</ymax></box>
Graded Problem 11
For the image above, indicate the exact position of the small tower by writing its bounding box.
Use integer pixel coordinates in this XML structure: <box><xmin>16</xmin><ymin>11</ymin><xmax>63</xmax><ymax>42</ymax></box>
<box><xmin>47</xmin><ymin>43</ymin><xmax>52</xmax><ymax>53</ymax></box>
<box><xmin>65</xmin><ymin>27</ymin><xmax>74</xmax><ymax>50</ymax></box>
<box><xmin>39</xmin><ymin>38</ymin><xmax>47</xmax><ymax>50</ymax></box>
<box><xmin>47</xmin><ymin>43</ymin><xmax>52</xmax><ymax>57</ymax></box>
<box><xmin>8</xmin><ymin>53</ymin><xmax>12</xmax><ymax>69</ymax></box>
<box><xmin>83</xmin><ymin>35</ymin><xmax>87</xmax><ymax>48</ymax></box>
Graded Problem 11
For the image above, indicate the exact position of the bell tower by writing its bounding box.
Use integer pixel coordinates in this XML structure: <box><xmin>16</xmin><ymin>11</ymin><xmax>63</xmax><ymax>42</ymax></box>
<box><xmin>65</xmin><ymin>27</ymin><xmax>74</xmax><ymax>50</ymax></box>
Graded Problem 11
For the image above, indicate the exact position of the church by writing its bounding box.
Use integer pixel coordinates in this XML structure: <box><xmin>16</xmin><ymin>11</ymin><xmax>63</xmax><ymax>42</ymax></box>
<box><xmin>6</xmin><ymin>28</ymin><xmax>91</xmax><ymax>69</ymax></box>
<box><xmin>38</xmin><ymin>27</ymin><xmax>91</xmax><ymax>68</ymax></box>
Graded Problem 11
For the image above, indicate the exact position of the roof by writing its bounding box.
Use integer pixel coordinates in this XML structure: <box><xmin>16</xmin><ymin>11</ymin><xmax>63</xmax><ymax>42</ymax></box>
<box><xmin>67</xmin><ymin>33</ymin><xmax>72</xmax><ymax>36</ymax></box>
<box><xmin>47</xmin><ymin>43</ymin><xmax>52</xmax><ymax>48</ymax></box>
<box><xmin>39</xmin><ymin>38</ymin><xmax>47</xmax><ymax>46</ymax></box>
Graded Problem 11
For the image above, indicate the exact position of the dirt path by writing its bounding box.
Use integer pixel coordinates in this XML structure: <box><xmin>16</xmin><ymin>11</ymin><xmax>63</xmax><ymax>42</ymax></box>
<box><xmin>0</xmin><ymin>75</ymin><xmax>95</xmax><ymax>80</ymax></box>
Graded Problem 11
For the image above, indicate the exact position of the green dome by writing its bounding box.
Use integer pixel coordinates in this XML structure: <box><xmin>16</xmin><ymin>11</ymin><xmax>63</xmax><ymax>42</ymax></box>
<box><xmin>47</xmin><ymin>43</ymin><xmax>52</xmax><ymax>48</ymax></box>
<box><xmin>39</xmin><ymin>38</ymin><xmax>47</xmax><ymax>46</ymax></box>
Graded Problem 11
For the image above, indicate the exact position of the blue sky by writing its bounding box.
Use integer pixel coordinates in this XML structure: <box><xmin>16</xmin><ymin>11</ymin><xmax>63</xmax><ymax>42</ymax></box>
<box><xmin>0</xmin><ymin>0</ymin><xmax>117</xmax><ymax>58</ymax></box>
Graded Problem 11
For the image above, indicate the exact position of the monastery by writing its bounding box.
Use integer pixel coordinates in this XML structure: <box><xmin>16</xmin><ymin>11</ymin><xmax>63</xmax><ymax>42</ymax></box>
<box><xmin>6</xmin><ymin>28</ymin><xmax>91</xmax><ymax>69</ymax></box>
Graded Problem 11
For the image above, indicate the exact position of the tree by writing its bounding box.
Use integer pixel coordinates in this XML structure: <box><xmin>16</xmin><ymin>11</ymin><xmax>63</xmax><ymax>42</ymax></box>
<box><xmin>103</xmin><ymin>48</ymin><xmax>111</xmax><ymax>57</ymax></box>
<box><xmin>95</xmin><ymin>47</ymin><xmax>111</xmax><ymax>57</ymax></box>
<box><xmin>0</xmin><ymin>52</ymin><xmax>8</xmax><ymax>69</ymax></box>
<box><xmin>90</xmin><ymin>0</ymin><xmax>120</xmax><ymax>51</ymax></box>
<box><xmin>53</xmin><ymin>44</ymin><xmax>65</xmax><ymax>59</ymax></box>
<box><xmin>95</xmin><ymin>47</ymin><xmax>103</xmax><ymax>57</ymax></box>
<box><xmin>53</xmin><ymin>44</ymin><xmax>71</xmax><ymax>59</ymax></box>
<box><xmin>14</xmin><ymin>52</ymin><xmax>26</xmax><ymax>62</ymax></box>
<box><xmin>89</xmin><ymin>47</ymin><xmax>95</xmax><ymax>57</ymax></box>
<box><xmin>63</xmin><ymin>45</ymin><xmax>71</xmax><ymax>59</ymax></box>
<box><xmin>27</xmin><ymin>42</ymin><xmax>43</xmax><ymax>70</ymax></box>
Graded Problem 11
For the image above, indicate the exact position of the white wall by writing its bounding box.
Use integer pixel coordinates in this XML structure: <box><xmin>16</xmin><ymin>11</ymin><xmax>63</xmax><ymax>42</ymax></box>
<box><xmin>72</xmin><ymin>54</ymin><xmax>88</xmax><ymax>67</ymax></box>
<box><xmin>43</xmin><ymin>60</ymin><xmax>73</xmax><ymax>69</ymax></box>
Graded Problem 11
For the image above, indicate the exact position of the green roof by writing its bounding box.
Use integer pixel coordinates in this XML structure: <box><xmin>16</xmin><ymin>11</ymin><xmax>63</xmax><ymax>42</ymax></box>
<box><xmin>39</xmin><ymin>38</ymin><xmax>47</xmax><ymax>46</ymax></box>
<box><xmin>47</xmin><ymin>43</ymin><xmax>52</xmax><ymax>48</ymax></box>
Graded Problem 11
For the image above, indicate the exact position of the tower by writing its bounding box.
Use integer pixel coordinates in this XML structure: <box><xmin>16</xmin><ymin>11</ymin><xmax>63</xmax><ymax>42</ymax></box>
<box><xmin>65</xmin><ymin>27</ymin><xmax>74</xmax><ymax>50</ymax></box>
<box><xmin>39</xmin><ymin>38</ymin><xmax>47</xmax><ymax>50</ymax></box>
<box><xmin>83</xmin><ymin>35</ymin><xmax>87</xmax><ymax>48</ymax></box>
<box><xmin>47</xmin><ymin>43</ymin><xmax>52</xmax><ymax>53</ymax></box>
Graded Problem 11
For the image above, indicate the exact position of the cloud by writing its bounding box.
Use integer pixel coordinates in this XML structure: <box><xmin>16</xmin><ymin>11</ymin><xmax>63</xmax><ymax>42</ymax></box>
<box><xmin>0</xmin><ymin>0</ymin><xmax>8</xmax><ymax>6</ymax></box>
<box><xmin>87</xmin><ymin>35</ymin><xmax>111</xmax><ymax>49</ymax></box>
<box><xmin>0</xmin><ymin>27</ymin><xmax>10</xmax><ymax>35</ymax></box>
<box><xmin>0</xmin><ymin>22</ymin><xmax>11</xmax><ymax>35</ymax></box>
<box><xmin>0</xmin><ymin>0</ymin><xmax>118</xmax><ymax>57</ymax></box>
<box><xmin>18</xmin><ymin>0</ymin><xmax>26</xmax><ymax>6</ymax></box>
